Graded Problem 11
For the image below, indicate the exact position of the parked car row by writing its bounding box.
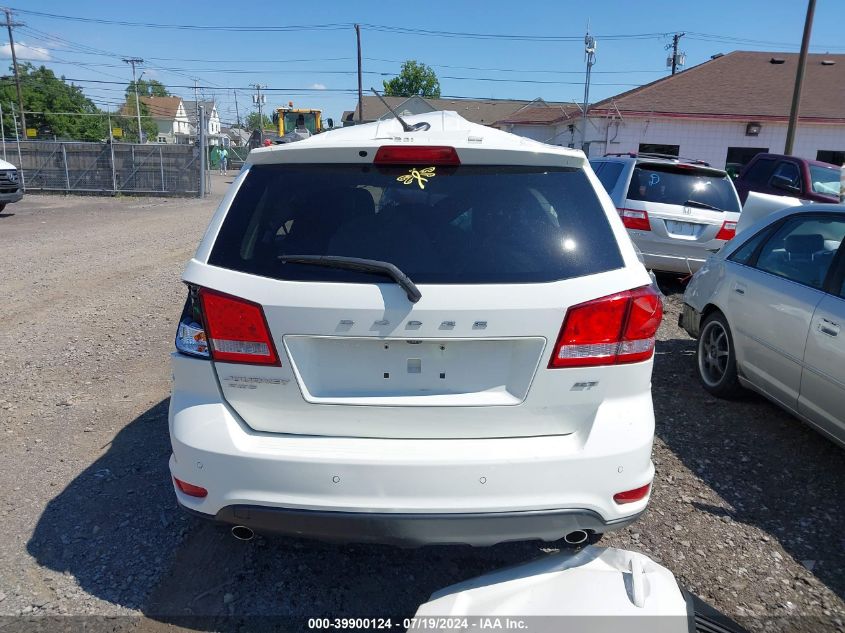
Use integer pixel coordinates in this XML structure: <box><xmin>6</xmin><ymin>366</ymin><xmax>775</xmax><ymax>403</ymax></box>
<box><xmin>588</xmin><ymin>150</ymin><xmax>844</xmax><ymax>449</ymax></box>
<box><xmin>167</xmin><ymin>115</ymin><xmax>842</xmax><ymax>553</ymax></box>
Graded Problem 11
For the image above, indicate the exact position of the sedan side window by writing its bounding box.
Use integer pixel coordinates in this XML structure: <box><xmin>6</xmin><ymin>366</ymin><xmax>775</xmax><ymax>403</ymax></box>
<box><xmin>755</xmin><ymin>216</ymin><xmax>845</xmax><ymax>289</ymax></box>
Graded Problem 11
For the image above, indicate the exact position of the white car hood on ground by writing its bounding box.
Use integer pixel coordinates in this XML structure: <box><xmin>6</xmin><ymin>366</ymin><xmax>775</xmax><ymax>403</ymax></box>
<box><xmin>415</xmin><ymin>546</ymin><xmax>690</xmax><ymax>632</ymax></box>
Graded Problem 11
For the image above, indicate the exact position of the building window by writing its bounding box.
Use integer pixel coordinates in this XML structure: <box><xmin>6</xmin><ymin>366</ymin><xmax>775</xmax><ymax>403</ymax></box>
<box><xmin>158</xmin><ymin>136</ymin><xmax>167</xmax><ymax>143</ymax></box>
<box><xmin>726</xmin><ymin>147</ymin><xmax>768</xmax><ymax>168</ymax></box>
<box><xmin>725</xmin><ymin>147</ymin><xmax>768</xmax><ymax>178</ymax></box>
<box><xmin>816</xmin><ymin>150</ymin><xmax>845</xmax><ymax>166</ymax></box>
<box><xmin>638</xmin><ymin>143</ymin><xmax>679</xmax><ymax>157</ymax></box>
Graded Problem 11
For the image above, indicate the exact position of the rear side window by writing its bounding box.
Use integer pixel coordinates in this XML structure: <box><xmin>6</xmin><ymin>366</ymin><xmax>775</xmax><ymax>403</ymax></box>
<box><xmin>590</xmin><ymin>161</ymin><xmax>625</xmax><ymax>194</ymax></box>
<box><xmin>626</xmin><ymin>164</ymin><xmax>740</xmax><ymax>212</ymax></box>
<box><xmin>209</xmin><ymin>164</ymin><xmax>624</xmax><ymax>284</ymax></box>
<box><xmin>741</xmin><ymin>158</ymin><xmax>777</xmax><ymax>185</ymax></box>
<box><xmin>755</xmin><ymin>216</ymin><xmax>845</xmax><ymax>289</ymax></box>
<box><xmin>809</xmin><ymin>164</ymin><xmax>842</xmax><ymax>197</ymax></box>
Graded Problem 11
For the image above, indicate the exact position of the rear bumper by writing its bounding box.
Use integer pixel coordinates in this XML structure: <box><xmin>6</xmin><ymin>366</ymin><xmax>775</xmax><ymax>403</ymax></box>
<box><xmin>641</xmin><ymin>251</ymin><xmax>707</xmax><ymax>274</ymax></box>
<box><xmin>181</xmin><ymin>503</ymin><xmax>643</xmax><ymax>547</ymax></box>
<box><xmin>169</xmin><ymin>354</ymin><xmax>655</xmax><ymax>545</ymax></box>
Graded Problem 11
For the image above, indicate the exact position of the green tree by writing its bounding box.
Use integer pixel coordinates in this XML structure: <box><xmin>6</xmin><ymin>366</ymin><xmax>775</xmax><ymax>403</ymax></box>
<box><xmin>116</xmin><ymin>100</ymin><xmax>159</xmax><ymax>143</ymax></box>
<box><xmin>0</xmin><ymin>62</ymin><xmax>107</xmax><ymax>140</ymax></box>
<box><xmin>126</xmin><ymin>78</ymin><xmax>170</xmax><ymax>98</ymax></box>
<box><xmin>382</xmin><ymin>60</ymin><xmax>441</xmax><ymax>98</ymax></box>
<box><xmin>246</xmin><ymin>111</ymin><xmax>273</xmax><ymax>131</ymax></box>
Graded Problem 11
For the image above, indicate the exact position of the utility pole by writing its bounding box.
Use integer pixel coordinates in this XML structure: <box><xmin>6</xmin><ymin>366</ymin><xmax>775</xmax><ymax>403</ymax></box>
<box><xmin>0</xmin><ymin>102</ymin><xmax>6</xmax><ymax>161</ymax></box>
<box><xmin>233</xmin><ymin>89</ymin><xmax>241</xmax><ymax>131</ymax></box>
<box><xmin>581</xmin><ymin>30</ymin><xmax>596</xmax><ymax>153</ymax></box>
<box><xmin>123</xmin><ymin>57</ymin><xmax>144</xmax><ymax>142</ymax></box>
<box><xmin>3</xmin><ymin>9</ymin><xmax>26</xmax><ymax>134</ymax></box>
<box><xmin>785</xmin><ymin>0</ymin><xmax>816</xmax><ymax>155</ymax></box>
<box><xmin>355</xmin><ymin>24</ymin><xmax>363</xmax><ymax>123</ymax></box>
<box><xmin>670</xmin><ymin>32</ymin><xmax>686</xmax><ymax>75</ymax></box>
<box><xmin>252</xmin><ymin>84</ymin><xmax>266</xmax><ymax>143</ymax></box>
<box><xmin>198</xmin><ymin>104</ymin><xmax>206</xmax><ymax>198</ymax></box>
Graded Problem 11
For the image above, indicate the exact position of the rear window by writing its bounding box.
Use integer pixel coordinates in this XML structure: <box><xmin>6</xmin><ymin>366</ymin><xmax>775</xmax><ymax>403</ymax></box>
<box><xmin>626</xmin><ymin>163</ymin><xmax>740</xmax><ymax>212</ymax></box>
<box><xmin>208</xmin><ymin>163</ymin><xmax>623</xmax><ymax>284</ymax></box>
<box><xmin>589</xmin><ymin>160</ymin><xmax>625</xmax><ymax>194</ymax></box>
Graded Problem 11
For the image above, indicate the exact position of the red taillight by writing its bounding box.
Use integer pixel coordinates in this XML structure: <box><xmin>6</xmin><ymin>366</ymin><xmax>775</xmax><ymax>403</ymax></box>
<box><xmin>174</xmin><ymin>478</ymin><xmax>208</xmax><ymax>498</ymax></box>
<box><xmin>373</xmin><ymin>145</ymin><xmax>461</xmax><ymax>165</ymax></box>
<box><xmin>715</xmin><ymin>220</ymin><xmax>737</xmax><ymax>241</ymax></box>
<box><xmin>549</xmin><ymin>285</ymin><xmax>663</xmax><ymax>368</ymax></box>
<box><xmin>613</xmin><ymin>483</ymin><xmax>651</xmax><ymax>504</ymax></box>
<box><xmin>198</xmin><ymin>288</ymin><xmax>280</xmax><ymax>366</ymax></box>
<box><xmin>619</xmin><ymin>208</ymin><xmax>651</xmax><ymax>231</ymax></box>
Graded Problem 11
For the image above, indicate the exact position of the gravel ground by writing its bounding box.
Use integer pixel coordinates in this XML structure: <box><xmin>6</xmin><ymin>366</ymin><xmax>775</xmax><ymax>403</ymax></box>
<box><xmin>0</xmin><ymin>181</ymin><xmax>842</xmax><ymax>632</ymax></box>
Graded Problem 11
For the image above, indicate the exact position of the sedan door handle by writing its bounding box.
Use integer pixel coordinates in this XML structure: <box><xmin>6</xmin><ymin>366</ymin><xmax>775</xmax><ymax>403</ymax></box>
<box><xmin>818</xmin><ymin>318</ymin><xmax>840</xmax><ymax>337</ymax></box>
<box><xmin>732</xmin><ymin>282</ymin><xmax>746</xmax><ymax>295</ymax></box>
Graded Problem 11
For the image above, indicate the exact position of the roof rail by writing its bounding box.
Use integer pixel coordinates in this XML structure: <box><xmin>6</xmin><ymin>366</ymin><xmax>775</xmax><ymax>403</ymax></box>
<box><xmin>602</xmin><ymin>151</ymin><xmax>711</xmax><ymax>166</ymax></box>
<box><xmin>631</xmin><ymin>152</ymin><xmax>712</xmax><ymax>166</ymax></box>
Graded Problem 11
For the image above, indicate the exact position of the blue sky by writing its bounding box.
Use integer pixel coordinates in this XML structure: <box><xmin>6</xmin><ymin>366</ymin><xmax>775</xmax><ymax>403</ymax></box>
<box><xmin>5</xmin><ymin>1</ymin><xmax>844</xmax><ymax>126</ymax></box>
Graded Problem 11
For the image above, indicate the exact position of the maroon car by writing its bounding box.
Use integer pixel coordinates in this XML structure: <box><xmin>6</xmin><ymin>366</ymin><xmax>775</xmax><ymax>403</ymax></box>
<box><xmin>734</xmin><ymin>153</ymin><xmax>842</xmax><ymax>204</ymax></box>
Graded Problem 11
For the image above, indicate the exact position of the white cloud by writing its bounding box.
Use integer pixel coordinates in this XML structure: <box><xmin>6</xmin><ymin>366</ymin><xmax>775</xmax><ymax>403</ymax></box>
<box><xmin>0</xmin><ymin>41</ymin><xmax>51</xmax><ymax>61</ymax></box>
<box><xmin>310</xmin><ymin>83</ymin><xmax>327</xmax><ymax>90</ymax></box>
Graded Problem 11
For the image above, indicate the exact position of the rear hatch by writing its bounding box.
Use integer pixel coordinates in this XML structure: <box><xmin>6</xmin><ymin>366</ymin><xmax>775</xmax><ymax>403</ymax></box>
<box><xmin>189</xmin><ymin>152</ymin><xmax>650</xmax><ymax>439</ymax></box>
<box><xmin>623</xmin><ymin>162</ymin><xmax>741</xmax><ymax>247</ymax></box>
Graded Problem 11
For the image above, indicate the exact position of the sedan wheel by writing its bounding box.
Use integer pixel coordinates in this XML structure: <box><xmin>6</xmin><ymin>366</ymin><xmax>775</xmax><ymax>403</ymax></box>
<box><xmin>697</xmin><ymin>312</ymin><xmax>742</xmax><ymax>398</ymax></box>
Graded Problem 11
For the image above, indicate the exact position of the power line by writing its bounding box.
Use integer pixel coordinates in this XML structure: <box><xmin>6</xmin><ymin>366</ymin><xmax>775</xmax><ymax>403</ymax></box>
<box><xmin>10</xmin><ymin>9</ymin><xmax>350</xmax><ymax>32</ymax></box>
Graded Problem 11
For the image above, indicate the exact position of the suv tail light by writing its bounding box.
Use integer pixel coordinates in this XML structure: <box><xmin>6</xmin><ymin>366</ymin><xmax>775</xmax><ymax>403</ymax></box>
<box><xmin>715</xmin><ymin>220</ymin><xmax>737</xmax><ymax>241</ymax></box>
<box><xmin>619</xmin><ymin>208</ymin><xmax>651</xmax><ymax>231</ymax></box>
<box><xmin>549</xmin><ymin>285</ymin><xmax>663</xmax><ymax>368</ymax></box>
<box><xmin>374</xmin><ymin>145</ymin><xmax>461</xmax><ymax>165</ymax></box>
<box><xmin>197</xmin><ymin>288</ymin><xmax>280</xmax><ymax>365</ymax></box>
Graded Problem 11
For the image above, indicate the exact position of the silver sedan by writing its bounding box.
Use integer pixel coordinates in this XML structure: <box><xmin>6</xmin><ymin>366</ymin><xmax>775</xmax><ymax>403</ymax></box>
<box><xmin>680</xmin><ymin>204</ymin><xmax>845</xmax><ymax>447</ymax></box>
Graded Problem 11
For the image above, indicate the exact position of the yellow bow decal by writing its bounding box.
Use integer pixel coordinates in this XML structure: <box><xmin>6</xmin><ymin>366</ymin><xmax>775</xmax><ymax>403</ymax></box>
<box><xmin>396</xmin><ymin>166</ymin><xmax>436</xmax><ymax>189</ymax></box>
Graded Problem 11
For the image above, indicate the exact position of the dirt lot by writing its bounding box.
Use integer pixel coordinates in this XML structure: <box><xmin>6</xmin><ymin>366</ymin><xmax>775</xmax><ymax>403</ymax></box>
<box><xmin>0</xmin><ymin>181</ymin><xmax>843</xmax><ymax>632</ymax></box>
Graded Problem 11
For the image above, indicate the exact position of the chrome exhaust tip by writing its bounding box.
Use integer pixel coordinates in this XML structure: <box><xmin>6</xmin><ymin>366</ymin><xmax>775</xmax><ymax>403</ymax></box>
<box><xmin>231</xmin><ymin>525</ymin><xmax>255</xmax><ymax>541</ymax></box>
<box><xmin>563</xmin><ymin>530</ymin><xmax>589</xmax><ymax>545</ymax></box>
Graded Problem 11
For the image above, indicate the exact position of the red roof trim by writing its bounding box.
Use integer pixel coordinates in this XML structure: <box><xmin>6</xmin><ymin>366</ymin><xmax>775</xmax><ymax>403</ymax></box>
<box><xmin>587</xmin><ymin>109</ymin><xmax>845</xmax><ymax>124</ymax></box>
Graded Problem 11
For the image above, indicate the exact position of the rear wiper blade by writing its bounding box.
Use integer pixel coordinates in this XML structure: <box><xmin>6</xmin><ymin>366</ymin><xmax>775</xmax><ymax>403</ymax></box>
<box><xmin>279</xmin><ymin>255</ymin><xmax>422</xmax><ymax>303</ymax></box>
<box><xmin>684</xmin><ymin>199</ymin><xmax>725</xmax><ymax>212</ymax></box>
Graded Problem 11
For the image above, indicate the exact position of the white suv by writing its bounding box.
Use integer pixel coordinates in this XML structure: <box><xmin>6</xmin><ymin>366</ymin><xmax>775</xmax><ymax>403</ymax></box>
<box><xmin>590</xmin><ymin>154</ymin><xmax>742</xmax><ymax>274</ymax></box>
<box><xmin>169</xmin><ymin>112</ymin><xmax>662</xmax><ymax>546</ymax></box>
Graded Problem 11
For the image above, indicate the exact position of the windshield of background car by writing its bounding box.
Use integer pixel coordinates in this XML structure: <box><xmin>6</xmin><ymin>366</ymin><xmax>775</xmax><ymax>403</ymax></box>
<box><xmin>626</xmin><ymin>163</ymin><xmax>741</xmax><ymax>212</ymax></box>
<box><xmin>809</xmin><ymin>164</ymin><xmax>842</xmax><ymax>198</ymax></box>
<box><xmin>208</xmin><ymin>163</ymin><xmax>624</xmax><ymax>284</ymax></box>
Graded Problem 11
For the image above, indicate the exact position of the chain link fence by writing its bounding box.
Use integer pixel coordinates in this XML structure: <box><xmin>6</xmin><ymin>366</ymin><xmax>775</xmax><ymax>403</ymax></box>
<box><xmin>5</xmin><ymin>140</ymin><xmax>204</xmax><ymax>196</ymax></box>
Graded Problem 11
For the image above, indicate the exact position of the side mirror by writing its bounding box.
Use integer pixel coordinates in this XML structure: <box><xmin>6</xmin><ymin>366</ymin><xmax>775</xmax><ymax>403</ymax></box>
<box><xmin>770</xmin><ymin>174</ymin><xmax>800</xmax><ymax>193</ymax></box>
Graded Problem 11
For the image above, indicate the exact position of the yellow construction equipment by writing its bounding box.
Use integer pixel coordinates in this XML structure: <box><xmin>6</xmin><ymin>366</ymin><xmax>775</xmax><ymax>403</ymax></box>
<box><xmin>272</xmin><ymin>102</ymin><xmax>327</xmax><ymax>143</ymax></box>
